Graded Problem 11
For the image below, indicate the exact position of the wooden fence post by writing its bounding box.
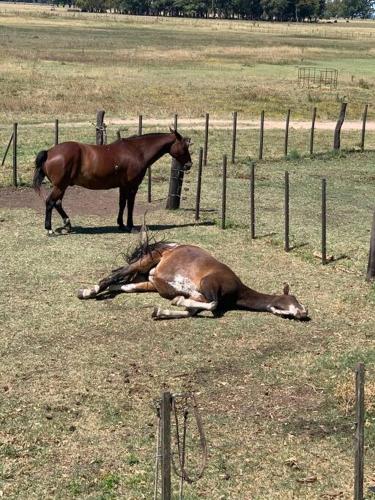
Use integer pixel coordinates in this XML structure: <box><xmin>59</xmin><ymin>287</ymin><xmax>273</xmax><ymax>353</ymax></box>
<box><xmin>321</xmin><ymin>178</ymin><xmax>327</xmax><ymax>265</ymax></box>
<box><xmin>195</xmin><ymin>147</ymin><xmax>203</xmax><ymax>221</ymax></box>
<box><xmin>13</xmin><ymin>122</ymin><xmax>18</xmax><ymax>188</ymax></box>
<box><xmin>138</xmin><ymin>114</ymin><xmax>143</xmax><ymax>135</ymax></box>
<box><xmin>360</xmin><ymin>104</ymin><xmax>368</xmax><ymax>152</ymax></box>
<box><xmin>55</xmin><ymin>119</ymin><xmax>59</xmax><ymax>146</ymax></box>
<box><xmin>284</xmin><ymin>171</ymin><xmax>290</xmax><ymax>252</ymax></box>
<box><xmin>203</xmin><ymin>113</ymin><xmax>209</xmax><ymax>166</ymax></box>
<box><xmin>96</xmin><ymin>110</ymin><xmax>105</xmax><ymax>145</ymax></box>
<box><xmin>284</xmin><ymin>109</ymin><xmax>290</xmax><ymax>157</ymax></box>
<box><xmin>354</xmin><ymin>363</ymin><xmax>365</xmax><ymax>500</ymax></box>
<box><xmin>366</xmin><ymin>210</ymin><xmax>375</xmax><ymax>281</ymax></box>
<box><xmin>174</xmin><ymin>113</ymin><xmax>178</xmax><ymax>131</ymax></box>
<box><xmin>310</xmin><ymin>107</ymin><xmax>317</xmax><ymax>156</ymax></box>
<box><xmin>333</xmin><ymin>102</ymin><xmax>347</xmax><ymax>150</ymax></box>
<box><xmin>160</xmin><ymin>391</ymin><xmax>172</xmax><ymax>500</ymax></box>
<box><xmin>231</xmin><ymin>111</ymin><xmax>237</xmax><ymax>164</ymax></box>
<box><xmin>250</xmin><ymin>162</ymin><xmax>255</xmax><ymax>239</ymax></box>
<box><xmin>166</xmin><ymin>159</ymin><xmax>183</xmax><ymax>210</ymax></box>
<box><xmin>259</xmin><ymin>111</ymin><xmax>264</xmax><ymax>160</ymax></box>
<box><xmin>221</xmin><ymin>155</ymin><xmax>227</xmax><ymax>229</ymax></box>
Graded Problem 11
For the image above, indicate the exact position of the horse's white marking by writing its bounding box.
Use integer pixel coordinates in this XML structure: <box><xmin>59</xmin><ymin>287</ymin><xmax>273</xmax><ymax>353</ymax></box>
<box><xmin>121</xmin><ymin>284</ymin><xmax>138</xmax><ymax>292</ymax></box>
<box><xmin>166</xmin><ymin>243</ymin><xmax>179</xmax><ymax>248</ymax></box>
<box><xmin>167</xmin><ymin>274</ymin><xmax>197</xmax><ymax>296</ymax></box>
<box><xmin>270</xmin><ymin>304</ymin><xmax>306</xmax><ymax>317</ymax></box>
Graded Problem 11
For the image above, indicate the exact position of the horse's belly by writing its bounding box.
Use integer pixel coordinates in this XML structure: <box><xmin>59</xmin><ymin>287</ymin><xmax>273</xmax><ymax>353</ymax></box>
<box><xmin>74</xmin><ymin>174</ymin><xmax>120</xmax><ymax>190</ymax></box>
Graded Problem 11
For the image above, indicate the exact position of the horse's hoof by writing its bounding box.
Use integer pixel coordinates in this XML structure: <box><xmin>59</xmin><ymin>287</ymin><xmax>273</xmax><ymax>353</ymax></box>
<box><xmin>152</xmin><ymin>306</ymin><xmax>161</xmax><ymax>319</ymax></box>
<box><xmin>77</xmin><ymin>288</ymin><xmax>92</xmax><ymax>300</ymax></box>
<box><xmin>61</xmin><ymin>226</ymin><xmax>71</xmax><ymax>235</ymax></box>
<box><xmin>46</xmin><ymin>230</ymin><xmax>55</xmax><ymax>237</ymax></box>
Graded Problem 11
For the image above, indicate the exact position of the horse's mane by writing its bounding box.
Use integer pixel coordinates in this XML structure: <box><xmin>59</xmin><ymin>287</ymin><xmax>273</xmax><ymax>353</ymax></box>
<box><xmin>124</xmin><ymin>237</ymin><xmax>167</xmax><ymax>265</ymax></box>
<box><xmin>124</xmin><ymin>132</ymin><xmax>171</xmax><ymax>140</ymax></box>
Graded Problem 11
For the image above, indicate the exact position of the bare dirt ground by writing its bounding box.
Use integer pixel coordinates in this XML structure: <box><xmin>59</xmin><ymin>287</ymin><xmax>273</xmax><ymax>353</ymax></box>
<box><xmin>0</xmin><ymin>186</ymin><xmax>158</xmax><ymax>217</ymax></box>
<box><xmin>3</xmin><ymin>118</ymin><xmax>374</xmax><ymax>131</ymax></box>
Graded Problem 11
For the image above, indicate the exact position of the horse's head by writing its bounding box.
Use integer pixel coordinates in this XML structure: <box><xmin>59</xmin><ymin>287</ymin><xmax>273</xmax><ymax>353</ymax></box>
<box><xmin>267</xmin><ymin>284</ymin><xmax>309</xmax><ymax>320</ymax></box>
<box><xmin>169</xmin><ymin>128</ymin><xmax>192</xmax><ymax>171</ymax></box>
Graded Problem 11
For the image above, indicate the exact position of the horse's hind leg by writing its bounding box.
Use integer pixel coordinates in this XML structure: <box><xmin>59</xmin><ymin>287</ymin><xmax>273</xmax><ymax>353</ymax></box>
<box><xmin>77</xmin><ymin>253</ymin><xmax>160</xmax><ymax>300</ymax></box>
<box><xmin>54</xmin><ymin>190</ymin><xmax>71</xmax><ymax>233</ymax></box>
<box><xmin>45</xmin><ymin>186</ymin><xmax>65</xmax><ymax>235</ymax></box>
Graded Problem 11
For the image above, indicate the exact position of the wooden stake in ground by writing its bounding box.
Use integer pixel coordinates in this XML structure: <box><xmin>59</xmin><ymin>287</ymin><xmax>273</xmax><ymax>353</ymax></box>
<box><xmin>160</xmin><ymin>392</ymin><xmax>172</xmax><ymax>500</ymax></box>
<box><xmin>1</xmin><ymin>132</ymin><xmax>14</xmax><ymax>167</ymax></box>
<box><xmin>360</xmin><ymin>104</ymin><xmax>368</xmax><ymax>152</ymax></box>
<box><xmin>203</xmin><ymin>113</ymin><xmax>209</xmax><ymax>166</ymax></box>
<box><xmin>195</xmin><ymin>147</ymin><xmax>203</xmax><ymax>221</ymax></box>
<box><xmin>310</xmin><ymin>107</ymin><xmax>317</xmax><ymax>156</ymax></box>
<box><xmin>366</xmin><ymin>210</ymin><xmax>375</xmax><ymax>281</ymax></box>
<box><xmin>321</xmin><ymin>178</ymin><xmax>327</xmax><ymax>265</ymax></box>
<box><xmin>55</xmin><ymin>119</ymin><xmax>59</xmax><ymax>146</ymax></box>
<box><xmin>333</xmin><ymin>102</ymin><xmax>347</xmax><ymax>150</ymax></box>
<box><xmin>13</xmin><ymin>122</ymin><xmax>18</xmax><ymax>188</ymax></box>
<box><xmin>284</xmin><ymin>109</ymin><xmax>290</xmax><ymax>157</ymax></box>
<box><xmin>221</xmin><ymin>155</ymin><xmax>227</xmax><ymax>229</ymax></box>
<box><xmin>166</xmin><ymin>159</ymin><xmax>184</xmax><ymax>210</ymax></box>
<box><xmin>96</xmin><ymin>110</ymin><xmax>105</xmax><ymax>145</ymax></box>
<box><xmin>231</xmin><ymin>111</ymin><xmax>237</xmax><ymax>164</ymax></box>
<box><xmin>259</xmin><ymin>111</ymin><xmax>264</xmax><ymax>160</ymax></box>
<box><xmin>250</xmin><ymin>162</ymin><xmax>255</xmax><ymax>239</ymax></box>
<box><xmin>354</xmin><ymin>363</ymin><xmax>365</xmax><ymax>500</ymax></box>
<box><xmin>284</xmin><ymin>171</ymin><xmax>290</xmax><ymax>252</ymax></box>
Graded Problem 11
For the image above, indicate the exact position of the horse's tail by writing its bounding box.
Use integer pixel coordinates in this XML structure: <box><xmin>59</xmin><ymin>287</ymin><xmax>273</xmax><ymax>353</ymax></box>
<box><xmin>33</xmin><ymin>150</ymin><xmax>48</xmax><ymax>193</ymax></box>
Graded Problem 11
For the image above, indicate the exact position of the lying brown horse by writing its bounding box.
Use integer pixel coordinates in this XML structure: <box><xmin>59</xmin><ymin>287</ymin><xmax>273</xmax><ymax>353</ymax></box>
<box><xmin>77</xmin><ymin>239</ymin><xmax>308</xmax><ymax>320</ymax></box>
<box><xmin>33</xmin><ymin>129</ymin><xmax>192</xmax><ymax>235</ymax></box>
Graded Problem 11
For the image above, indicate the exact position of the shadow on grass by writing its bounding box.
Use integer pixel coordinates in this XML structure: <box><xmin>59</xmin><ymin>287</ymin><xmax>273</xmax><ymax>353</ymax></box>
<box><xmin>70</xmin><ymin>221</ymin><xmax>215</xmax><ymax>234</ymax></box>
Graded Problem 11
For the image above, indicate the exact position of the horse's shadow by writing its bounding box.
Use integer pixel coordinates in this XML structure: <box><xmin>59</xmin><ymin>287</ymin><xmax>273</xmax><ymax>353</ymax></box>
<box><xmin>70</xmin><ymin>221</ymin><xmax>215</xmax><ymax>235</ymax></box>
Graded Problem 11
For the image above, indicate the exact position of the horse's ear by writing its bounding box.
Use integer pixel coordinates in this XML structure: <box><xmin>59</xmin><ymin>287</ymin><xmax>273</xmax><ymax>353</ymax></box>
<box><xmin>170</xmin><ymin>127</ymin><xmax>182</xmax><ymax>141</ymax></box>
<box><xmin>283</xmin><ymin>283</ymin><xmax>290</xmax><ymax>295</ymax></box>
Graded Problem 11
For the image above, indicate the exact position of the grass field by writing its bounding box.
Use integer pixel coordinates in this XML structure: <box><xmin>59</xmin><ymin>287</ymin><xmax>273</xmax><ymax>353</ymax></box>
<box><xmin>0</xmin><ymin>2</ymin><xmax>375</xmax><ymax>123</ymax></box>
<box><xmin>1</xmin><ymin>142</ymin><xmax>375</xmax><ymax>498</ymax></box>
<box><xmin>1</xmin><ymin>3</ymin><xmax>375</xmax><ymax>499</ymax></box>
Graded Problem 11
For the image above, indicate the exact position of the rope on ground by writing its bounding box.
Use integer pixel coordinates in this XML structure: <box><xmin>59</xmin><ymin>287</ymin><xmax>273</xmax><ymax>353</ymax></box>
<box><xmin>171</xmin><ymin>392</ymin><xmax>208</xmax><ymax>484</ymax></box>
<box><xmin>152</xmin><ymin>392</ymin><xmax>207</xmax><ymax>499</ymax></box>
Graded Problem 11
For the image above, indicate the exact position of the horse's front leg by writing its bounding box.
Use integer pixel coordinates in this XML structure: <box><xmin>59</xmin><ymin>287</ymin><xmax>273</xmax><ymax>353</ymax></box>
<box><xmin>126</xmin><ymin>190</ymin><xmax>138</xmax><ymax>233</ymax></box>
<box><xmin>117</xmin><ymin>187</ymin><xmax>127</xmax><ymax>231</ymax></box>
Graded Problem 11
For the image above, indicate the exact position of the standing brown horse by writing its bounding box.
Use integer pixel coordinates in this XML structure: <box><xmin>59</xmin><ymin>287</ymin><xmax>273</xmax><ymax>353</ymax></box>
<box><xmin>33</xmin><ymin>129</ymin><xmax>192</xmax><ymax>235</ymax></box>
<box><xmin>77</xmin><ymin>238</ymin><xmax>309</xmax><ymax>321</ymax></box>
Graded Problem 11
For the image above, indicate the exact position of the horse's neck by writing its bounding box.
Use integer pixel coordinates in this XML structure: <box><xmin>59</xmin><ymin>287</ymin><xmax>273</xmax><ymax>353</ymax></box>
<box><xmin>236</xmin><ymin>284</ymin><xmax>276</xmax><ymax>312</ymax></box>
<box><xmin>141</xmin><ymin>134</ymin><xmax>174</xmax><ymax>168</ymax></box>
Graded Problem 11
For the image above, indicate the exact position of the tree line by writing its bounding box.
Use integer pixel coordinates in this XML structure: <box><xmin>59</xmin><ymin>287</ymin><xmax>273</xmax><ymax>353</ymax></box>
<box><xmin>8</xmin><ymin>0</ymin><xmax>374</xmax><ymax>20</ymax></box>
